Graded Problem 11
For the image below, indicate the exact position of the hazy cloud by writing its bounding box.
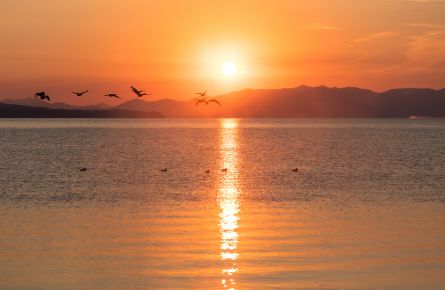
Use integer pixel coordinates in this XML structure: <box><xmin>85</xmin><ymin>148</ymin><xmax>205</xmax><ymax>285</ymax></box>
<box><xmin>406</xmin><ymin>23</ymin><xmax>445</xmax><ymax>30</ymax></box>
<box><xmin>354</xmin><ymin>31</ymin><xmax>399</xmax><ymax>43</ymax></box>
<box><xmin>308</xmin><ymin>23</ymin><xmax>338</xmax><ymax>31</ymax></box>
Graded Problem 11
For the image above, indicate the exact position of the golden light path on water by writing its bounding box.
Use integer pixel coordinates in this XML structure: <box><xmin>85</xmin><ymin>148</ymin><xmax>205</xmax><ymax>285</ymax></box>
<box><xmin>218</xmin><ymin>119</ymin><xmax>240</xmax><ymax>290</ymax></box>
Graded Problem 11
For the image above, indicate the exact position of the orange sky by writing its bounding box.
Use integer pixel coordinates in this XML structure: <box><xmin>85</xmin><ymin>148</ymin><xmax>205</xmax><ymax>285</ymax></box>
<box><xmin>1</xmin><ymin>0</ymin><xmax>445</xmax><ymax>105</ymax></box>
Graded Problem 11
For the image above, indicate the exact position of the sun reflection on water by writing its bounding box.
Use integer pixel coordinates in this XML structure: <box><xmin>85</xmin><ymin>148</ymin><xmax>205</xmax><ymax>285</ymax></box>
<box><xmin>218</xmin><ymin>119</ymin><xmax>240</xmax><ymax>290</ymax></box>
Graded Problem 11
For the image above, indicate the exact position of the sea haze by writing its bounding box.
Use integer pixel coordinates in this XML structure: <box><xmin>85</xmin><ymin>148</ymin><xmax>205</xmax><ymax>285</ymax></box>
<box><xmin>0</xmin><ymin>118</ymin><xmax>444</xmax><ymax>290</ymax></box>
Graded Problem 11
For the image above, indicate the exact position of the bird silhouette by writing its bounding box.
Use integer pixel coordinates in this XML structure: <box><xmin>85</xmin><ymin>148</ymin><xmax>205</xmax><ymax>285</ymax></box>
<box><xmin>221</xmin><ymin>168</ymin><xmax>228</xmax><ymax>172</ymax></box>
<box><xmin>207</xmin><ymin>98</ymin><xmax>221</xmax><ymax>106</ymax></box>
<box><xmin>131</xmin><ymin>86</ymin><xmax>151</xmax><ymax>97</ymax></box>
<box><xmin>195</xmin><ymin>90</ymin><xmax>207</xmax><ymax>97</ymax></box>
<box><xmin>72</xmin><ymin>90</ymin><xmax>88</xmax><ymax>96</ymax></box>
<box><xmin>194</xmin><ymin>98</ymin><xmax>208</xmax><ymax>106</ymax></box>
<box><xmin>80</xmin><ymin>168</ymin><xmax>87</xmax><ymax>171</ymax></box>
<box><xmin>205</xmin><ymin>170</ymin><xmax>210</xmax><ymax>173</ymax></box>
<box><xmin>292</xmin><ymin>168</ymin><xmax>298</xmax><ymax>172</ymax></box>
<box><xmin>34</xmin><ymin>91</ymin><xmax>50</xmax><ymax>101</ymax></box>
<box><xmin>160</xmin><ymin>168</ymin><xmax>168</xmax><ymax>172</ymax></box>
<box><xmin>105</xmin><ymin>93</ymin><xmax>120</xmax><ymax>98</ymax></box>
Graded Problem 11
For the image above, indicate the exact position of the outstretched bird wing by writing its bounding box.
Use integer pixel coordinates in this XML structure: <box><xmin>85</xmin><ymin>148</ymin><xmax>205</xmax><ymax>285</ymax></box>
<box><xmin>131</xmin><ymin>86</ymin><xmax>140</xmax><ymax>94</ymax></box>
<box><xmin>209</xmin><ymin>99</ymin><xmax>221</xmax><ymax>106</ymax></box>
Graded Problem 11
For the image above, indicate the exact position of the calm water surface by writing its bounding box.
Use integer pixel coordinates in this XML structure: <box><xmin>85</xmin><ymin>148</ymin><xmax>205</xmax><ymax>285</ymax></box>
<box><xmin>0</xmin><ymin>118</ymin><xmax>444</xmax><ymax>290</ymax></box>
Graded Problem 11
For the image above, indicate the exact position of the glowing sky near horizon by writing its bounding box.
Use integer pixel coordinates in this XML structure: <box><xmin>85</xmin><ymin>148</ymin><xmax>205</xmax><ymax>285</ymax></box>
<box><xmin>0</xmin><ymin>0</ymin><xmax>445</xmax><ymax>105</ymax></box>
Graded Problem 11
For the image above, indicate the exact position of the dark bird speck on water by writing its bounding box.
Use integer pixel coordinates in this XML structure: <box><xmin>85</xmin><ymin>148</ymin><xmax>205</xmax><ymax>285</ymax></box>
<box><xmin>160</xmin><ymin>168</ymin><xmax>168</xmax><ymax>172</ymax></box>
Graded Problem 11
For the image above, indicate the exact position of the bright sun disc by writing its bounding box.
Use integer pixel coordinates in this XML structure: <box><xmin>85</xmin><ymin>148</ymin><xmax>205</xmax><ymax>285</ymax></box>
<box><xmin>221</xmin><ymin>61</ymin><xmax>237</xmax><ymax>77</ymax></box>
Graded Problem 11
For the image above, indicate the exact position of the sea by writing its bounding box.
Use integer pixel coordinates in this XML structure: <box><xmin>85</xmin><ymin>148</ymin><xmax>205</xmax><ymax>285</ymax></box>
<box><xmin>0</xmin><ymin>118</ymin><xmax>444</xmax><ymax>290</ymax></box>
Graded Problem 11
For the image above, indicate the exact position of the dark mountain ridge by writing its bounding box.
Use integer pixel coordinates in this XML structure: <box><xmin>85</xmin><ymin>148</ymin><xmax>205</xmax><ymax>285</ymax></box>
<box><xmin>0</xmin><ymin>103</ymin><xmax>163</xmax><ymax>118</ymax></box>
<box><xmin>115</xmin><ymin>86</ymin><xmax>445</xmax><ymax>118</ymax></box>
<box><xmin>2</xmin><ymin>86</ymin><xmax>445</xmax><ymax>118</ymax></box>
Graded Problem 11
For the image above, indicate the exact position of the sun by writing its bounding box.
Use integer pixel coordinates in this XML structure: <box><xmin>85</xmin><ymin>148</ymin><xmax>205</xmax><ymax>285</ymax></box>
<box><xmin>221</xmin><ymin>61</ymin><xmax>238</xmax><ymax>77</ymax></box>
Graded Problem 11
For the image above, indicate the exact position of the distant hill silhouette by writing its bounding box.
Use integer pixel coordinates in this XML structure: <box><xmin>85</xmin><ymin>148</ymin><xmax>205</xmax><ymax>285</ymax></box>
<box><xmin>115</xmin><ymin>86</ymin><xmax>445</xmax><ymax>118</ymax></box>
<box><xmin>0</xmin><ymin>103</ymin><xmax>163</xmax><ymax>118</ymax></box>
<box><xmin>2</xmin><ymin>86</ymin><xmax>445</xmax><ymax>118</ymax></box>
<box><xmin>2</xmin><ymin>97</ymin><xmax>110</xmax><ymax>110</ymax></box>
<box><xmin>117</xmin><ymin>98</ymin><xmax>192</xmax><ymax>117</ymax></box>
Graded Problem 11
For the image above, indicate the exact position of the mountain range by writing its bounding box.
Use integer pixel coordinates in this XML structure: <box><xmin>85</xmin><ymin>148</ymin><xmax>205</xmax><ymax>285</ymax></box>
<box><xmin>0</xmin><ymin>103</ymin><xmax>163</xmax><ymax>118</ymax></box>
<box><xmin>1</xmin><ymin>85</ymin><xmax>445</xmax><ymax>118</ymax></box>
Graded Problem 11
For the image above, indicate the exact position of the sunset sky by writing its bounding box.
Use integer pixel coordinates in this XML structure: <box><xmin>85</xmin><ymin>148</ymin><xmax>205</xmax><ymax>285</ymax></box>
<box><xmin>1</xmin><ymin>0</ymin><xmax>445</xmax><ymax>105</ymax></box>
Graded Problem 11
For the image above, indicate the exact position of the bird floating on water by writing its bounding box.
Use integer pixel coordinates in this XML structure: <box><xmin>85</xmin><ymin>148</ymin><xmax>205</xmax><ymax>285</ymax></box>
<box><xmin>160</xmin><ymin>168</ymin><xmax>168</xmax><ymax>172</ymax></box>
<box><xmin>205</xmin><ymin>170</ymin><xmax>210</xmax><ymax>173</ymax></box>
<box><xmin>34</xmin><ymin>91</ymin><xmax>50</xmax><ymax>101</ymax></box>
<box><xmin>131</xmin><ymin>86</ymin><xmax>151</xmax><ymax>97</ymax></box>
<box><xmin>221</xmin><ymin>168</ymin><xmax>228</xmax><ymax>172</ymax></box>
<box><xmin>72</xmin><ymin>90</ymin><xmax>88</xmax><ymax>96</ymax></box>
<box><xmin>105</xmin><ymin>93</ymin><xmax>120</xmax><ymax>98</ymax></box>
<box><xmin>80</xmin><ymin>168</ymin><xmax>87</xmax><ymax>171</ymax></box>
<box><xmin>292</xmin><ymin>168</ymin><xmax>298</xmax><ymax>172</ymax></box>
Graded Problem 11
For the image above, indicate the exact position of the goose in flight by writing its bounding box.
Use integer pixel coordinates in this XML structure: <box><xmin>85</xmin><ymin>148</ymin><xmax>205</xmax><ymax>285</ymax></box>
<box><xmin>207</xmin><ymin>98</ymin><xmax>221</xmax><ymax>106</ymax></box>
<box><xmin>72</xmin><ymin>90</ymin><xmax>88</xmax><ymax>96</ymax></box>
<box><xmin>194</xmin><ymin>97</ymin><xmax>221</xmax><ymax>106</ymax></box>
<box><xmin>131</xmin><ymin>86</ymin><xmax>151</xmax><ymax>97</ymax></box>
<box><xmin>195</xmin><ymin>90</ymin><xmax>207</xmax><ymax>97</ymax></box>
<box><xmin>194</xmin><ymin>98</ymin><xmax>208</xmax><ymax>106</ymax></box>
<box><xmin>105</xmin><ymin>93</ymin><xmax>120</xmax><ymax>98</ymax></box>
<box><xmin>34</xmin><ymin>91</ymin><xmax>50</xmax><ymax>101</ymax></box>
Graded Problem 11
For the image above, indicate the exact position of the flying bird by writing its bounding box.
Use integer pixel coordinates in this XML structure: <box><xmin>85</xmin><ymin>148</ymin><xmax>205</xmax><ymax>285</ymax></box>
<box><xmin>194</xmin><ymin>98</ymin><xmax>208</xmax><ymax>106</ymax></box>
<box><xmin>131</xmin><ymin>86</ymin><xmax>151</xmax><ymax>97</ymax></box>
<box><xmin>72</xmin><ymin>90</ymin><xmax>88</xmax><ymax>96</ymax></box>
<box><xmin>194</xmin><ymin>97</ymin><xmax>221</xmax><ymax>107</ymax></box>
<box><xmin>105</xmin><ymin>93</ymin><xmax>120</xmax><ymax>98</ymax></box>
<box><xmin>34</xmin><ymin>91</ymin><xmax>50</xmax><ymax>101</ymax></box>
<box><xmin>207</xmin><ymin>98</ymin><xmax>221</xmax><ymax>106</ymax></box>
<box><xmin>195</xmin><ymin>90</ymin><xmax>207</xmax><ymax>97</ymax></box>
